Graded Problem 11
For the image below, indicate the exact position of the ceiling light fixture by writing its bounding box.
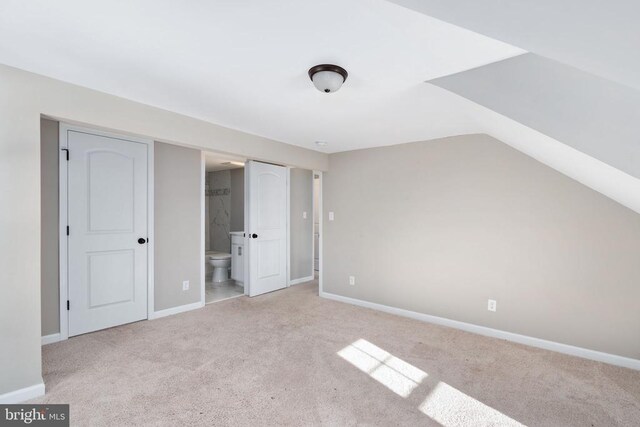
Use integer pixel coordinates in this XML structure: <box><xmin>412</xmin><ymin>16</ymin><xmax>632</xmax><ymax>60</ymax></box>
<box><xmin>308</xmin><ymin>64</ymin><xmax>348</xmax><ymax>94</ymax></box>
<box><xmin>315</xmin><ymin>141</ymin><xmax>328</xmax><ymax>147</ymax></box>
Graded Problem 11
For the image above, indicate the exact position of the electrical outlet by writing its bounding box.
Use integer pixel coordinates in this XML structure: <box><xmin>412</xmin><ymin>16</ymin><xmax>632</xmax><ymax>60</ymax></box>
<box><xmin>349</xmin><ymin>276</ymin><xmax>355</xmax><ymax>286</ymax></box>
<box><xmin>182</xmin><ymin>280</ymin><xmax>190</xmax><ymax>291</ymax></box>
<box><xmin>303</xmin><ymin>211</ymin><xmax>307</xmax><ymax>219</ymax></box>
<box><xmin>487</xmin><ymin>299</ymin><xmax>497</xmax><ymax>312</ymax></box>
<box><xmin>329</xmin><ymin>212</ymin><xmax>335</xmax><ymax>221</ymax></box>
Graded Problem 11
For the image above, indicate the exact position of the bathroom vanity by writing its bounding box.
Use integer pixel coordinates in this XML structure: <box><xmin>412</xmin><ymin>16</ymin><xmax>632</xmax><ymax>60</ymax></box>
<box><xmin>230</xmin><ymin>232</ymin><xmax>244</xmax><ymax>284</ymax></box>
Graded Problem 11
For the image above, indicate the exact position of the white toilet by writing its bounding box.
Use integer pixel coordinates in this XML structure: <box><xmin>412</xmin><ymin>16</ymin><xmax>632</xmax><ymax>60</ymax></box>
<box><xmin>207</xmin><ymin>251</ymin><xmax>232</xmax><ymax>282</ymax></box>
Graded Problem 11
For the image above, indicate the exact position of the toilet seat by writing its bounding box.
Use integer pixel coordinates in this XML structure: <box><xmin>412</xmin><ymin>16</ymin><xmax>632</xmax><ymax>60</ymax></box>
<box><xmin>208</xmin><ymin>252</ymin><xmax>231</xmax><ymax>260</ymax></box>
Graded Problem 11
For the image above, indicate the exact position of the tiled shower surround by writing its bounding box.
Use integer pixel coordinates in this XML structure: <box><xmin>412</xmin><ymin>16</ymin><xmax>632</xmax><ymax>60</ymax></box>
<box><xmin>206</xmin><ymin>170</ymin><xmax>231</xmax><ymax>252</ymax></box>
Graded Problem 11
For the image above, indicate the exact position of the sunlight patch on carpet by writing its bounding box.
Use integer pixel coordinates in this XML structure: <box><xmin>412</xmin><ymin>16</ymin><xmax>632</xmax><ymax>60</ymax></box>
<box><xmin>419</xmin><ymin>382</ymin><xmax>525</xmax><ymax>426</ymax></box>
<box><xmin>337</xmin><ymin>339</ymin><xmax>428</xmax><ymax>398</ymax></box>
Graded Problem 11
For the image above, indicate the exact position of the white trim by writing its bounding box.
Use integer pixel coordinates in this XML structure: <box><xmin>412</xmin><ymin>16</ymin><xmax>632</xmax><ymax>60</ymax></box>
<box><xmin>243</xmin><ymin>163</ymin><xmax>250</xmax><ymax>295</ymax></box>
<box><xmin>289</xmin><ymin>276</ymin><xmax>314</xmax><ymax>286</ymax></box>
<box><xmin>200</xmin><ymin>152</ymin><xmax>206</xmax><ymax>306</ymax></box>
<box><xmin>147</xmin><ymin>140</ymin><xmax>155</xmax><ymax>318</ymax></box>
<box><xmin>286</xmin><ymin>167</ymin><xmax>291</xmax><ymax>287</ymax></box>
<box><xmin>0</xmin><ymin>382</ymin><xmax>45</xmax><ymax>404</ymax></box>
<box><xmin>320</xmin><ymin>291</ymin><xmax>640</xmax><ymax>371</ymax></box>
<box><xmin>309</xmin><ymin>171</ymin><xmax>317</xmax><ymax>279</ymax></box>
<box><xmin>58</xmin><ymin>126</ymin><xmax>69</xmax><ymax>341</ymax></box>
<box><xmin>58</xmin><ymin>123</ymin><xmax>154</xmax><ymax>340</ymax></box>
<box><xmin>149</xmin><ymin>301</ymin><xmax>204</xmax><ymax>320</ymax></box>
<box><xmin>317</xmin><ymin>171</ymin><xmax>323</xmax><ymax>294</ymax></box>
<box><xmin>41</xmin><ymin>333</ymin><xmax>62</xmax><ymax>346</ymax></box>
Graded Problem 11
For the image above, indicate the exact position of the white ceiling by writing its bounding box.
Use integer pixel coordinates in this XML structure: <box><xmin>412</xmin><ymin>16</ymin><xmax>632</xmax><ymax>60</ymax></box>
<box><xmin>432</xmin><ymin>54</ymin><xmax>640</xmax><ymax>179</ymax></box>
<box><xmin>389</xmin><ymin>0</ymin><xmax>640</xmax><ymax>91</ymax></box>
<box><xmin>204</xmin><ymin>152</ymin><xmax>245</xmax><ymax>172</ymax></box>
<box><xmin>0</xmin><ymin>0</ymin><xmax>523</xmax><ymax>153</ymax></box>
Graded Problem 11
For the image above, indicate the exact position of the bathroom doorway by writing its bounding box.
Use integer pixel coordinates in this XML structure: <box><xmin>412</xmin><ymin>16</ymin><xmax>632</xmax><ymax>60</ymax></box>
<box><xmin>203</xmin><ymin>152</ymin><xmax>246</xmax><ymax>304</ymax></box>
<box><xmin>201</xmin><ymin>153</ymin><xmax>324</xmax><ymax>303</ymax></box>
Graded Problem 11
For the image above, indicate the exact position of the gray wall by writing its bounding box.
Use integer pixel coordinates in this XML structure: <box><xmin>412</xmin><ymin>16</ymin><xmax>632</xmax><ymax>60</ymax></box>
<box><xmin>230</xmin><ymin>168</ymin><xmax>244</xmax><ymax>232</ymax></box>
<box><xmin>0</xmin><ymin>62</ymin><xmax>325</xmax><ymax>397</ymax></box>
<box><xmin>290</xmin><ymin>169</ymin><xmax>313</xmax><ymax>281</ymax></box>
<box><xmin>324</xmin><ymin>134</ymin><xmax>640</xmax><ymax>359</ymax></box>
<box><xmin>154</xmin><ymin>142</ymin><xmax>202</xmax><ymax>311</ymax></box>
<box><xmin>40</xmin><ymin>119</ymin><xmax>59</xmax><ymax>336</ymax></box>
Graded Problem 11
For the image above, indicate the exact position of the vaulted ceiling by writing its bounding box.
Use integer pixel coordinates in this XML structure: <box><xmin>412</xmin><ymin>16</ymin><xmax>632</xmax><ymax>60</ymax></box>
<box><xmin>1</xmin><ymin>0</ymin><xmax>638</xmax><ymax>211</ymax></box>
<box><xmin>386</xmin><ymin>0</ymin><xmax>640</xmax><ymax>212</ymax></box>
<box><xmin>389</xmin><ymin>0</ymin><xmax>640</xmax><ymax>90</ymax></box>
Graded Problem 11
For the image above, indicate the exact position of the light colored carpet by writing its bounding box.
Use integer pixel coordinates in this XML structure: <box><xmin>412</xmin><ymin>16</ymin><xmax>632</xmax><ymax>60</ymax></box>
<box><xmin>35</xmin><ymin>280</ymin><xmax>640</xmax><ymax>426</ymax></box>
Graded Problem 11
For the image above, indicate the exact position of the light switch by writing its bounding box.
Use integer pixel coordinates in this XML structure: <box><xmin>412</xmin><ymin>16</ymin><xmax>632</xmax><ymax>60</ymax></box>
<box><xmin>329</xmin><ymin>212</ymin><xmax>335</xmax><ymax>221</ymax></box>
<box><xmin>303</xmin><ymin>211</ymin><xmax>307</xmax><ymax>219</ymax></box>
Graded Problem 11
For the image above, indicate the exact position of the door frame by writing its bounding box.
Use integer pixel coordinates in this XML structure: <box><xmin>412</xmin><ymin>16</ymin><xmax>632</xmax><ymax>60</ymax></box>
<box><xmin>200</xmin><ymin>152</ymin><xmax>206</xmax><ymax>306</ymax></box>
<box><xmin>200</xmin><ymin>159</ymin><xmax>323</xmax><ymax>299</ymax></box>
<box><xmin>316</xmin><ymin>171</ymin><xmax>324</xmax><ymax>295</ymax></box>
<box><xmin>58</xmin><ymin>123</ymin><xmax>154</xmax><ymax>340</ymax></box>
<box><xmin>243</xmin><ymin>163</ymin><xmax>250</xmax><ymax>295</ymax></box>
<box><xmin>285</xmin><ymin>166</ymin><xmax>291</xmax><ymax>287</ymax></box>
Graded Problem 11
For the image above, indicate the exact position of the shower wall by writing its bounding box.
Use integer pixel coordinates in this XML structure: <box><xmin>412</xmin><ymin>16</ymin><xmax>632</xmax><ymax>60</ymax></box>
<box><xmin>207</xmin><ymin>170</ymin><xmax>231</xmax><ymax>252</ymax></box>
<box><xmin>205</xmin><ymin>168</ymin><xmax>245</xmax><ymax>252</ymax></box>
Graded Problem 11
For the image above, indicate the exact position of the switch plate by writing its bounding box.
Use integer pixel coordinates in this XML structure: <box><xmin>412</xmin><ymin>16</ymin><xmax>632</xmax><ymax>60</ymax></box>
<box><xmin>303</xmin><ymin>211</ymin><xmax>307</xmax><ymax>219</ymax></box>
<box><xmin>349</xmin><ymin>276</ymin><xmax>355</xmax><ymax>286</ymax></box>
<box><xmin>487</xmin><ymin>299</ymin><xmax>496</xmax><ymax>312</ymax></box>
<box><xmin>329</xmin><ymin>212</ymin><xmax>335</xmax><ymax>221</ymax></box>
<box><xmin>182</xmin><ymin>280</ymin><xmax>190</xmax><ymax>291</ymax></box>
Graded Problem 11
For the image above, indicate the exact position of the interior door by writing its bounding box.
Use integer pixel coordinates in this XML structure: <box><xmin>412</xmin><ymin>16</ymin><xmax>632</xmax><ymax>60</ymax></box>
<box><xmin>66</xmin><ymin>128</ymin><xmax>148</xmax><ymax>336</ymax></box>
<box><xmin>247</xmin><ymin>161</ymin><xmax>287</xmax><ymax>296</ymax></box>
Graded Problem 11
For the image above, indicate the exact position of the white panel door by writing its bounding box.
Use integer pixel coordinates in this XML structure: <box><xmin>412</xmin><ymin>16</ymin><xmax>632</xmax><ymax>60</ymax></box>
<box><xmin>247</xmin><ymin>161</ymin><xmax>287</xmax><ymax>296</ymax></box>
<box><xmin>67</xmin><ymin>129</ymin><xmax>148</xmax><ymax>336</ymax></box>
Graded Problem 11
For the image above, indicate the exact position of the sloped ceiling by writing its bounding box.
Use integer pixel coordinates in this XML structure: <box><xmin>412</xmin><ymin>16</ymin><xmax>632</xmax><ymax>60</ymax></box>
<box><xmin>431</xmin><ymin>54</ymin><xmax>640</xmax><ymax>179</ymax></box>
<box><xmin>388</xmin><ymin>0</ymin><xmax>640</xmax><ymax>91</ymax></box>
<box><xmin>0</xmin><ymin>0</ymin><xmax>637</xmax><ymax>212</ymax></box>
<box><xmin>387</xmin><ymin>0</ymin><xmax>640</xmax><ymax>213</ymax></box>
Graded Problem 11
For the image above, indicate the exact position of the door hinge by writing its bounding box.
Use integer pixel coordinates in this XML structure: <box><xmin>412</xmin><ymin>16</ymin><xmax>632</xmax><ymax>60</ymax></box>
<box><xmin>61</xmin><ymin>148</ymin><xmax>69</xmax><ymax>161</ymax></box>
<box><xmin>67</xmin><ymin>300</ymin><xmax>70</xmax><ymax>311</ymax></box>
<box><xmin>66</xmin><ymin>225</ymin><xmax>70</xmax><ymax>236</ymax></box>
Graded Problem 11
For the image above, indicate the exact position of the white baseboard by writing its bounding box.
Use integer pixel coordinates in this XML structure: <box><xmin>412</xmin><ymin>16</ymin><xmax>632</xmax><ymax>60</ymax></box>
<box><xmin>289</xmin><ymin>276</ymin><xmax>314</xmax><ymax>286</ymax></box>
<box><xmin>0</xmin><ymin>381</ymin><xmax>45</xmax><ymax>404</ymax></box>
<box><xmin>320</xmin><ymin>291</ymin><xmax>640</xmax><ymax>371</ymax></box>
<box><xmin>149</xmin><ymin>301</ymin><xmax>204</xmax><ymax>320</ymax></box>
<box><xmin>41</xmin><ymin>333</ymin><xmax>62</xmax><ymax>346</ymax></box>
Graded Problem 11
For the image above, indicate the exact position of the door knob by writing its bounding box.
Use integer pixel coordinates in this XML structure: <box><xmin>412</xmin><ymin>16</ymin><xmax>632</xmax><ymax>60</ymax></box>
<box><xmin>138</xmin><ymin>238</ymin><xmax>148</xmax><ymax>244</ymax></box>
<box><xmin>251</xmin><ymin>233</ymin><xmax>258</xmax><ymax>239</ymax></box>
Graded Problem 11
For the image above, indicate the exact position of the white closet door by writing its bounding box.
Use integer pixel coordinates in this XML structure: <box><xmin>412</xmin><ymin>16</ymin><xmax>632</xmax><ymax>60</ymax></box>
<box><xmin>66</xmin><ymin>129</ymin><xmax>148</xmax><ymax>336</ymax></box>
